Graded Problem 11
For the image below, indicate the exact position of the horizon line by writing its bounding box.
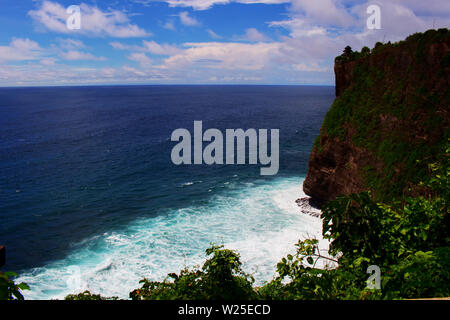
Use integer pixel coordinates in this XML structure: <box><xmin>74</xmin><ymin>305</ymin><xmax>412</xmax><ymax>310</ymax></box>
<box><xmin>0</xmin><ymin>83</ymin><xmax>335</xmax><ymax>89</ymax></box>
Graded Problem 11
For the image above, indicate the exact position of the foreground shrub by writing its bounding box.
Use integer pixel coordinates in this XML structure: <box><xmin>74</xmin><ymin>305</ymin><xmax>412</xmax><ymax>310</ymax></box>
<box><xmin>130</xmin><ymin>245</ymin><xmax>257</xmax><ymax>300</ymax></box>
<box><xmin>0</xmin><ymin>271</ymin><xmax>29</xmax><ymax>300</ymax></box>
<box><xmin>65</xmin><ymin>290</ymin><xmax>118</xmax><ymax>300</ymax></box>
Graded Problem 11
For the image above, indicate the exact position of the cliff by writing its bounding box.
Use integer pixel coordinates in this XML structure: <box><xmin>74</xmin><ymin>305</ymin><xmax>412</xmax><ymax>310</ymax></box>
<box><xmin>304</xmin><ymin>29</ymin><xmax>450</xmax><ymax>206</ymax></box>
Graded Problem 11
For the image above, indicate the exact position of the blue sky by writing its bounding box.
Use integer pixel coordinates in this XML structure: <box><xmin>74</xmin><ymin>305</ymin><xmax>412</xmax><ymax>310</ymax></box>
<box><xmin>0</xmin><ymin>0</ymin><xmax>448</xmax><ymax>86</ymax></box>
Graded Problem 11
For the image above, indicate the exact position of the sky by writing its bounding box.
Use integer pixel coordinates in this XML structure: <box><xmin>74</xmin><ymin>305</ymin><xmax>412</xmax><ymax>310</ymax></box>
<box><xmin>0</xmin><ymin>0</ymin><xmax>449</xmax><ymax>86</ymax></box>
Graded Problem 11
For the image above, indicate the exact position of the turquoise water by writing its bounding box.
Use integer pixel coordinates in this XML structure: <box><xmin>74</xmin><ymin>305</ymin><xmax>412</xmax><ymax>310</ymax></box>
<box><xmin>18</xmin><ymin>177</ymin><xmax>332</xmax><ymax>299</ymax></box>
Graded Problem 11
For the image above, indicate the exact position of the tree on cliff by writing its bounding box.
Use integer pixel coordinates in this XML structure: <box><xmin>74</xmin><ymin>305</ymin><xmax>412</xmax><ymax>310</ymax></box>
<box><xmin>343</xmin><ymin>45</ymin><xmax>353</xmax><ymax>58</ymax></box>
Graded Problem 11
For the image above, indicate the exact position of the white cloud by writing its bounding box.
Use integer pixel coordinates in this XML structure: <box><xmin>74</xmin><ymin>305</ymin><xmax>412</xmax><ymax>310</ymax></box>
<box><xmin>29</xmin><ymin>1</ymin><xmax>150</xmax><ymax>38</ymax></box>
<box><xmin>162</xmin><ymin>41</ymin><xmax>282</xmax><ymax>70</ymax></box>
<box><xmin>105</xmin><ymin>37</ymin><xmax>331</xmax><ymax>83</ymax></box>
<box><xmin>162</xmin><ymin>19</ymin><xmax>176</xmax><ymax>31</ymax></box>
<box><xmin>293</xmin><ymin>63</ymin><xmax>328</xmax><ymax>72</ymax></box>
<box><xmin>269</xmin><ymin>0</ymin><xmax>450</xmax><ymax>65</ymax></box>
<box><xmin>178</xmin><ymin>11</ymin><xmax>201</xmax><ymax>26</ymax></box>
<box><xmin>0</xmin><ymin>38</ymin><xmax>43</xmax><ymax>62</ymax></box>
<box><xmin>232</xmin><ymin>28</ymin><xmax>270</xmax><ymax>42</ymax></box>
<box><xmin>121</xmin><ymin>65</ymin><xmax>148</xmax><ymax>77</ymax></box>
<box><xmin>60</xmin><ymin>50</ymin><xmax>106</xmax><ymax>61</ymax></box>
<box><xmin>244</xmin><ymin>28</ymin><xmax>270</xmax><ymax>42</ymax></box>
<box><xmin>269</xmin><ymin>19</ymin><xmax>327</xmax><ymax>37</ymax></box>
<box><xmin>348</xmin><ymin>1</ymin><xmax>443</xmax><ymax>41</ymax></box>
<box><xmin>109</xmin><ymin>40</ymin><xmax>182</xmax><ymax>56</ymax></box>
<box><xmin>162</xmin><ymin>0</ymin><xmax>289</xmax><ymax>10</ymax></box>
<box><xmin>167</xmin><ymin>0</ymin><xmax>229</xmax><ymax>10</ymax></box>
<box><xmin>0</xmin><ymin>63</ymin><xmax>170</xmax><ymax>86</ymax></box>
<box><xmin>110</xmin><ymin>41</ymin><xmax>133</xmax><ymax>50</ymax></box>
<box><xmin>142</xmin><ymin>41</ymin><xmax>182</xmax><ymax>55</ymax></box>
<box><xmin>40</xmin><ymin>58</ymin><xmax>57</xmax><ymax>66</ymax></box>
<box><xmin>207</xmin><ymin>29</ymin><xmax>222</xmax><ymax>39</ymax></box>
<box><xmin>387</xmin><ymin>0</ymin><xmax>450</xmax><ymax>17</ymax></box>
<box><xmin>289</xmin><ymin>0</ymin><xmax>356</xmax><ymax>28</ymax></box>
<box><xmin>56</xmin><ymin>38</ymin><xmax>86</xmax><ymax>50</ymax></box>
<box><xmin>127</xmin><ymin>52</ymin><xmax>152</xmax><ymax>66</ymax></box>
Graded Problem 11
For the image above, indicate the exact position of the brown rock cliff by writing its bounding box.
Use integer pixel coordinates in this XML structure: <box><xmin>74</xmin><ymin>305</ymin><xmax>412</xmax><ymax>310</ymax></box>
<box><xmin>303</xmin><ymin>29</ymin><xmax>450</xmax><ymax>207</ymax></box>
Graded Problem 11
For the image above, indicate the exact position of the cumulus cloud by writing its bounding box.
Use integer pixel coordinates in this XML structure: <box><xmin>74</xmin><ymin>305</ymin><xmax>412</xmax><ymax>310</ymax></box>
<box><xmin>0</xmin><ymin>38</ymin><xmax>43</xmax><ymax>62</ymax></box>
<box><xmin>142</xmin><ymin>41</ymin><xmax>183</xmax><ymax>55</ymax></box>
<box><xmin>232</xmin><ymin>28</ymin><xmax>271</xmax><ymax>42</ymax></box>
<box><xmin>178</xmin><ymin>11</ymin><xmax>200</xmax><ymax>26</ymax></box>
<box><xmin>60</xmin><ymin>50</ymin><xmax>106</xmax><ymax>61</ymax></box>
<box><xmin>0</xmin><ymin>37</ymin><xmax>105</xmax><ymax>65</ymax></box>
<box><xmin>0</xmin><ymin>65</ymin><xmax>26</xmax><ymax>81</ymax></box>
<box><xmin>293</xmin><ymin>63</ymin><xmax>328</xmax><ymax>72</ymax></box>
<box><xmin>161</xmin><ymin>41</ymin><xmax>282</xmax><ymax>70</ymax></box>
<box><xmin>348</xmin><ymin>0</ymin><xmax>447</xmax><ymax>41</ymax></box>
<box><xmin>289</xmin><ymin>0</ymin><xmax>356</xmax><ymax>27</ymax></box>
<box><xmin>56</xmin><ymin>38</ymin><xmax>86</xmax><ymax>50</ymax></box>
<box><xmin>28</xmin><ymin>1</ymin><xmax>150</xmax><ymax>37</ymax></box>
<box><xmin>109</xmin><ymin>40</ymin><xmax>182</xmax><ymax>56</ymax></box>
<box><xmin>269</xmin><ymin>0</ymin><xmax>450</xmax><ymax>63</ymax></box>
<box><xmin>104</xmin><ymin>38</ymin><xmax>330</xmax><ymax>83</ymax></box>
<box><xmin>387</xmin><ymin>0</ymin><xmax>450</xmax><ymax>17</ymax></box>
<box><xmin>162</xmin><ymin>19</ymin><xmax>176</xmax><ymax>31</ymax></box>
<box><xmin>162</xmin><ymin>0</ymin><xmax>289</xmax><ymax>11</ymax></box>
<box><xmin>40</xmin><ymin>58</ymin><xmax>57</xmax><ymax>66</ymax></box>
<box><xmin>110</xmin><ymin>41</ymin><xmax>133</xmax><ymax>50</ymax></box>
<box><xmin>243</xmin><ymin>28</ymin><xmax>270</xmax><ymax>42</ymax></box>
<box><xmin>127</xmin><ymin>52</ymin><xmax>152</xmax><ymax>66</ymax></box>
<box><xmin>0</xmin><ymin>62</ymin><xmax>169</xmax><ymax>86</ymax></box>
<box><xmin>207</xmin><ymin>29</ymin><xmax>222</xmax><ymax>39</ymax></box>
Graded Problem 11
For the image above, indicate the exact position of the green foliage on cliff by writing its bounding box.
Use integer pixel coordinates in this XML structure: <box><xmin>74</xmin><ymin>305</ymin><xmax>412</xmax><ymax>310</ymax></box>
<box><xmin>129</xmin><ymin>245</ymin><xmax>257</xmax><ymax>300</ymax></box>
<box><xmin>65</xmin><ymin>291</ymin><xmax>118</xmax><ymax>300</ymax></box>
<box><xmin>335</xmin><ymin>29</ymin><xmax>449</xmax><ymax>63</ymax></box>
<box><xmin>320</xmin><ymin>28</ymin><xmax>449</xmax><ymax>201</ymax></box>
<box><xmin>0</xmin><ymin>271</ymin><xmax>29</xmax><ymax>300</ymax></box>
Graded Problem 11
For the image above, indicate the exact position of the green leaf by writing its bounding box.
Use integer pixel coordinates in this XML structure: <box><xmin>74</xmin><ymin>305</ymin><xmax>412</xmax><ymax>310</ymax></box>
<box><xmin>17</xmin><ymin>283</ymin><xmax>30</xmax><ymax>290</ymax></box>
<box><xmin>4</xmin><ymin>272</ymin><xmax>17</xmax><ymax>278</ymax></box>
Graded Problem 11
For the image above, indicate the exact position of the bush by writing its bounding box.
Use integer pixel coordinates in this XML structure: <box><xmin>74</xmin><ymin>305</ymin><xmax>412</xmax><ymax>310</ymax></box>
<box><xmin>0</xmin><ymin>271</ymin><xmax>29</xmax><ymax>300</ymax></box>
<box><xmin>129</xmin><ymin>245</ymin><xmax>257</xmax><ymax>300</ymax></box>
<box><xmin>65</xmin><ymin>290</ymin><xmax>118</xmax><ymax>300</ymax></box>
<box><xmin>383</xmin><ymin>248</ymin><xmax>450</xmax><ymax>299</ymax></box>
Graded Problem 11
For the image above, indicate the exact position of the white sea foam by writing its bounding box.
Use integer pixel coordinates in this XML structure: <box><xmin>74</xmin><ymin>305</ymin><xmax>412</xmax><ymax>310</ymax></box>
<box><xmin>17</xmin><ymin>177</ymin><xmax>330</xmax><ymax>300</ymax></box>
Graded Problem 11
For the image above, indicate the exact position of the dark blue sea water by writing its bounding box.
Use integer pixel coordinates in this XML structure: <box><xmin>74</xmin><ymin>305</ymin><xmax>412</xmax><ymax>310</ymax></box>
<box><xmin>0</xmin><ymin>85</ymin><xmax>334</xmax><ymax>299</ymax></box>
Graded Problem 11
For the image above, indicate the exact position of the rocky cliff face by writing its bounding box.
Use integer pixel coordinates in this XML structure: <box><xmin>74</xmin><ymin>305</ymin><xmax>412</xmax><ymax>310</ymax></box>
<box><xmin>334</xmin><ymin>60</ymin><xmax>356</xmax><ymax>97</ymax></box>
<box><xmin>304</xmin><ymin>29</ymin><xmax>450</xmax><ymax>207</ymax></box>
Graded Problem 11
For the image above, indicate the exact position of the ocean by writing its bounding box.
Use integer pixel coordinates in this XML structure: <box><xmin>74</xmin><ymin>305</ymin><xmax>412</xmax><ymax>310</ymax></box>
<box><xmin>0</xmin><ymin>85</ymin><xmax>334</xmax><ymax>299</ymax></box>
